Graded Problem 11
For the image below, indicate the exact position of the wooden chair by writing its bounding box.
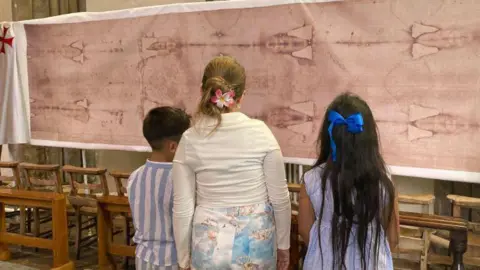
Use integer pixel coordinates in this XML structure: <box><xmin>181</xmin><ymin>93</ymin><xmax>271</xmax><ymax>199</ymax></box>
<box><xmin>0</xmin><ymin>161</ymin><xmax>26</xmax><ymax>236</ymax></box>
<box><xmin>399</xmin><ymin>211</ymin><xmax>468</xmax><ymax>269</ymax></box>
<box><xmin>394</xmin><ymin>194</ymin><xmax>435</xmax><ymax>270</ymax></box>
<box><xmin>109</xmin><ymin>171</ymin><xmax>134</xmax><ymax>269</ymax></box>
<box><xmin>63</xmin><ymin>165</ymin><xmax>109</xmax><ymax>260</ymax></box>
<box><xmin>20</xmin><ymin>163</ymin><xmax>64</xmax><ymax>241</ymax></box>
<box><xmin>0</xmin><ymin>162</ymin><xmax>22</xmax><ymax>189</ymax></box>
<box><xmin>110</xmin><ymin>171</ymin><xmax>130</xmax><ymax>197</ymax></box>
<box><xmin>288</xmin><ymin>183</ymin><xmax>306</xmax><ymax>270</ymax></box>
<box><xmin>426</xmin><ymin>194</ymin><xmax>480</xmax><ymax>267</ymax></box>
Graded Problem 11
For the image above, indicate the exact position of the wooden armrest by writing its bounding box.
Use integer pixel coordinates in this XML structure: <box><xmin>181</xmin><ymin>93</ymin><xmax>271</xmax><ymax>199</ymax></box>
<box><xmin>398</xmin><ymin>194</ymin><xmax>435</xmax><ymax>205</ymax></box>
<box><xmin>97</xmin><ymin>195</ymin><xmax>130</xmax><ymax>207</ymax></box>
<box><xmin>0</xmin><ymin>161</ymin><xmax>19</xmax><ymax>168</ymax></box>
<box><xmin>20</xmin><ymin>162</ymin><xmax>60</xmax><ymax>171</ymax></box>
<box><xmin>62</xmin><ymin>165</ymin><xmax>107</xmax><ymax>175</ymax></box>
<box><xmin>400</xmin><ymin>211</ymin><xmax>467</xmax><ymax>232</ymax></box>
<box><xmin>447</xmin><ymin>194</ymin><xmax>480</xmax><ymax>208</ymax></box>
<box><xmin>110</xmin><ymin>171</ymin><xmax>131</xmax><ymax>179</ymax></box>
<box><xmin>288</xmin><ymin>183</ymin><xmax>301</xmax><ymax>193</ymax></box>
<box><xmin>0</xmin><ymin>189</ymin><xmax>64</xmax><ymax>201</ymax></box>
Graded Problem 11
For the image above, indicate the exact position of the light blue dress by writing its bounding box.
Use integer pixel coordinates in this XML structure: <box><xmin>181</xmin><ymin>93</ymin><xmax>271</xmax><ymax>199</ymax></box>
<box><xmin>302</xmin><ymin>166</ymin><xmax>393</xmax><ymax>270</ymax></box>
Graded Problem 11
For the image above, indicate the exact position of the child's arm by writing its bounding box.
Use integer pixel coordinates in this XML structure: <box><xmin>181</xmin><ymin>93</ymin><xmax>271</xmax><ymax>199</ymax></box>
<box><xmin>263</xmin><ymin>149</ymin><xmax>291</xmax><ymax>270</ymax></box>
<box><xmin>264</xmin><ymin>149</ymin><xmax>291</xmax><ymax>251</ymax></box>
<box><xmin>387</xmin><ymin>191</ymin><xmax>400</xmax><ymax>251</ymax></box>
<box><xmin>298</xmin><ymin>184</ymin><xmax>315</xmax><ymax>245</ymax></box>
<box><xmin>172</xmin><ymin>137</ymin><xmax>195</xmax><ymax>269</ymax></box>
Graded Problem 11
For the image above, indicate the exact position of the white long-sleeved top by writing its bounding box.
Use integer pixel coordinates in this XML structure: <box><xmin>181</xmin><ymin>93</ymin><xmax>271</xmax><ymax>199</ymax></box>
<box><xmin>172</xmin><ymin>112</ymin><xmax>291</xmax><ymax>268</ymax></box>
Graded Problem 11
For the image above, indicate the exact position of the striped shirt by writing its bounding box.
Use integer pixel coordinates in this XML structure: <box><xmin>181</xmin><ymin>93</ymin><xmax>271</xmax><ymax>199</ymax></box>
<box><xmin>127</xmin><ymin>160</ymin><xmax>177</xmax><ymax>267</ymax></box>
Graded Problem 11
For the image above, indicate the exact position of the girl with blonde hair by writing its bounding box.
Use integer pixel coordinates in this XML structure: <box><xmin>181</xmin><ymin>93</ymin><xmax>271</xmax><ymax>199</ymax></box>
<box><xmin>172</xmin><ymin>55</ymin><xmax>291</xmax><ymax>270</ymax></box>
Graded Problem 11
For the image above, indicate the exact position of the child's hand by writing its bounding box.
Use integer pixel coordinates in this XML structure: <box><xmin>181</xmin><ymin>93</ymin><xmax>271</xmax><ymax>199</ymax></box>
<box><xmin>277</xmin><ymin>248</ymin><xmax>290</xmax><ymax>270</ymax></box>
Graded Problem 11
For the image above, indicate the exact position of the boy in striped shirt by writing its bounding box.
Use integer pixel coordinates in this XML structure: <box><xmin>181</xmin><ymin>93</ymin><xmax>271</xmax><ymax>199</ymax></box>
<box><xmin>127</xmin><ymin>107</ymin><xmax>190</xmax><ymax>270</ymax></box>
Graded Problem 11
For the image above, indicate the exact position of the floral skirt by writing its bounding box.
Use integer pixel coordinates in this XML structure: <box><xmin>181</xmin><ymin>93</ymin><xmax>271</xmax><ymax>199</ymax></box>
<box><xmin>191</xmin><ymin>202</ymin><xmax>276</xmax><ymax>270</ymax></box>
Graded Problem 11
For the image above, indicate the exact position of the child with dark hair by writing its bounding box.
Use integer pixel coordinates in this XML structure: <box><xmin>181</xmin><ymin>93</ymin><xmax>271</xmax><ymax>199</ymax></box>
<box><xmin>298</xmin><ymin>93</ymin><xmax>400</xmax><ymax>269</ymax></box>
<box><xmin>127</xmin><ymin>106</ymin><xmax>190</xmax><ymax>270</ymax></box>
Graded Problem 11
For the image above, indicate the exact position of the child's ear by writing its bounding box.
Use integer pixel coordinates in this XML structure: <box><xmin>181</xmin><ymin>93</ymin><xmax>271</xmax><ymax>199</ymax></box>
<box><xmin>168</xmin><ymin>141</ymin><xmax>178</xmax><ymax>154</ymax></box>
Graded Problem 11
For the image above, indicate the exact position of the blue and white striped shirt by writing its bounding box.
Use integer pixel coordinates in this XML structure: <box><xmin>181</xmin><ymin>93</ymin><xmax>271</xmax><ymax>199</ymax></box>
<box><xmin>127</xmin><ymin>160</ymin><xmax>177</xmax><ymax>267</ymax></box>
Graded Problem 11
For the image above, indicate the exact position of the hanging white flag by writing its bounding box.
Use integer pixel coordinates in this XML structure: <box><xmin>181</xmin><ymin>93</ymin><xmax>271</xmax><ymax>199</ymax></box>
<box><xmin>0</xmin><ymin>22</ymin><xmax>30</xmax><ymax>144</ymax></box>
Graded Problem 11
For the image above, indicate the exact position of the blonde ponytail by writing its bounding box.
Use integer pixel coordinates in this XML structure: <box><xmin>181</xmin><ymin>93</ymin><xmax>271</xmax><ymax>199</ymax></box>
<box><xmin>196</xmin><ymin>56</ymin><xmax>246</xmax><ymax>132</ymax></box>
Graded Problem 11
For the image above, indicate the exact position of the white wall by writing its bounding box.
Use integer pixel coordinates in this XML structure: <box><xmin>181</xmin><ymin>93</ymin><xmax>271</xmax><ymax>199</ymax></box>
<box><xmin>394</xmin><ymin>176</ymin><xmax>434</xmax><ymax>213</ymax></box>
<box><xmin>0</xmin><ymin>0</ymin><xmax>12</xmax><ymax>21</ymax></box>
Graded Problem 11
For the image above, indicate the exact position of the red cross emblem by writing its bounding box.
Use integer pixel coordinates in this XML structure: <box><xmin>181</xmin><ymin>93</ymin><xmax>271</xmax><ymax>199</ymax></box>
<box><xmin>0</xmin><ymin>26</ymin><xmax>14</xmax><ymax>54</ymax></box>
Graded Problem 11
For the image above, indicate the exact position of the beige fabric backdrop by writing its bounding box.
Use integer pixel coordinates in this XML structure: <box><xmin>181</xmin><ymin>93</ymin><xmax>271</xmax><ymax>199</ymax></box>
<box><xmin>25</xmin><ymin>0</ymin><xmax>480</xmax><ymax>172</ymax></box>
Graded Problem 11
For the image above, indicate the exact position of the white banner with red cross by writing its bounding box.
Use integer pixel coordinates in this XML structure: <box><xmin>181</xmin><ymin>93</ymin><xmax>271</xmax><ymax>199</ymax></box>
<box><xmin>0</xmin><ymin>22</ymin><xmax>30</xmax><ymax>145</ymax></box>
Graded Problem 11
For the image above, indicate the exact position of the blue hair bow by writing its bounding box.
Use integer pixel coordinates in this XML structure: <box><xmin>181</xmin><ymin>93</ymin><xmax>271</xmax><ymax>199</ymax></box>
<box><xmin>327</xmin><ymin>111</ymin><xmax>364</xmax><ymax>162</ymax></box>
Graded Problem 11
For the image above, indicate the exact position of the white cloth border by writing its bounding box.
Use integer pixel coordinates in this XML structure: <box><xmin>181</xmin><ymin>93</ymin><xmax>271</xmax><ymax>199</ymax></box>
<box><xmin>30</xmin><ymin>139</ymin><xmax>480</xmax><ymax>183</ymax></box>
<box><xmin>13</xmin><ymin>0</ymin><xmax>480</xmax><ymax>183</ymax></box>
<box><xmin>19</xmin><ymin>0</ymin><xmax>339</xmax><ymax>25</ymax></box>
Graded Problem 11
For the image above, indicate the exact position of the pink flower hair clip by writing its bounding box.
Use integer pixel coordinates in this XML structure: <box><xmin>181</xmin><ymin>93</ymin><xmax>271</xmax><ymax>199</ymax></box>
<box><xmin>211</xmin><ymin>89</ymin><xmax>235</xmax><ymax>108</ymax></box>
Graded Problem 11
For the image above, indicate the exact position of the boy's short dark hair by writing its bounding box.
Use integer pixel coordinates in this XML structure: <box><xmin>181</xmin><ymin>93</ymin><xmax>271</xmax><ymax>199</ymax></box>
<box><xmin>143</xmin><ymin>106</ymin><xmax>191</xmax><ymax>150</ymax></box>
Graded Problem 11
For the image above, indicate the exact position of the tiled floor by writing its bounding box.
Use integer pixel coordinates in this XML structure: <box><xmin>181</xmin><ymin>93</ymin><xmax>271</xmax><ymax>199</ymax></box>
<box><xmin>4</xmin><ymin>210</ymin><xmax>129</xmax><ymax>270</ymax></box>
<box><xmin>0</xmin><ymin>261</ymin><xmax>37</xmax><ymax>270</ymax></box>
<box><xmin>5</xmin><ymin>250</ymin><xmax>471</xmax><ymax>270</ymax></box>
<box><xmin>8</xmin><ymin>246</ymin><xmax>101</xmax><ymax>270</ymax></box>
<box><xmin>7</xmin><ymin>245</ymin><xmax>133</xmax><ymax>269</ymax></box>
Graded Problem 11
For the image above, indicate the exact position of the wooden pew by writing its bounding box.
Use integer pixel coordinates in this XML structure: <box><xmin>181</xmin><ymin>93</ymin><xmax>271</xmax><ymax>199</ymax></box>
<box><xmin>430</xmin><ymin>195</ymin><xmax>480</xmax><ymax>267</ymax></box>
<box><xmin>396</xmin><ymin>194</ymin><xmax>435</xmax><ymax>269</ymax></box>
<box><xmin>97</xmin><ymin>195</ymin><xmax>135</xmax><ymax>270</ymax></box>
<box><xmin>0</xmin><ymin>189</ymin><xmax>73</xmax><ymax>270</ymax></box>
<box><xmin>399</xmin><ymin>211</ymin><xmax>468</xmax><ymax>269</ymax></box>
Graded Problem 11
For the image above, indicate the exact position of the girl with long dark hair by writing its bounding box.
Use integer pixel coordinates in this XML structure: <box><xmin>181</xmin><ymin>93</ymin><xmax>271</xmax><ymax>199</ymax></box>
<box><xmin>298</xmin><ymin>93</ymin><xmax>399</xmax><ymax>269</ymax></box>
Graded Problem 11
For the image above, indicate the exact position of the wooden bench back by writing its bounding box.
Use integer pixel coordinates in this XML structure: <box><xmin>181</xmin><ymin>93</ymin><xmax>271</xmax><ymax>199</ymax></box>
<box><xmin>0</xmin><ymin>189</ymin><xmax>73</xmax><ymax>269</ymax></box>
<box><xmin>109</xmin><ymin>171</ymin><xmax>130</xmax><ymax>197</ymax></box>
<box><xmin>20</xmin><ymin>163</ymin><xmax>63</xmax><ymax>193</ymax></box>
<box><xmin>0</xmin><ymin>161</ymin><xmax>22</xmax><ymax>189</ymax></box>
<box><xmin>62</xmin><ymin>165</ymin><xmax>109</xmax><ymax>196</ymax></box>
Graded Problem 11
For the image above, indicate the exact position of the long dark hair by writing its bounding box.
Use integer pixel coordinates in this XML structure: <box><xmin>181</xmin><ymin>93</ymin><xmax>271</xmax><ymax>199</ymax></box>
<box><xmin>314</xmin><ymin>92</ymin><xmax>394</xmax><ymax>269</ymax></box>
